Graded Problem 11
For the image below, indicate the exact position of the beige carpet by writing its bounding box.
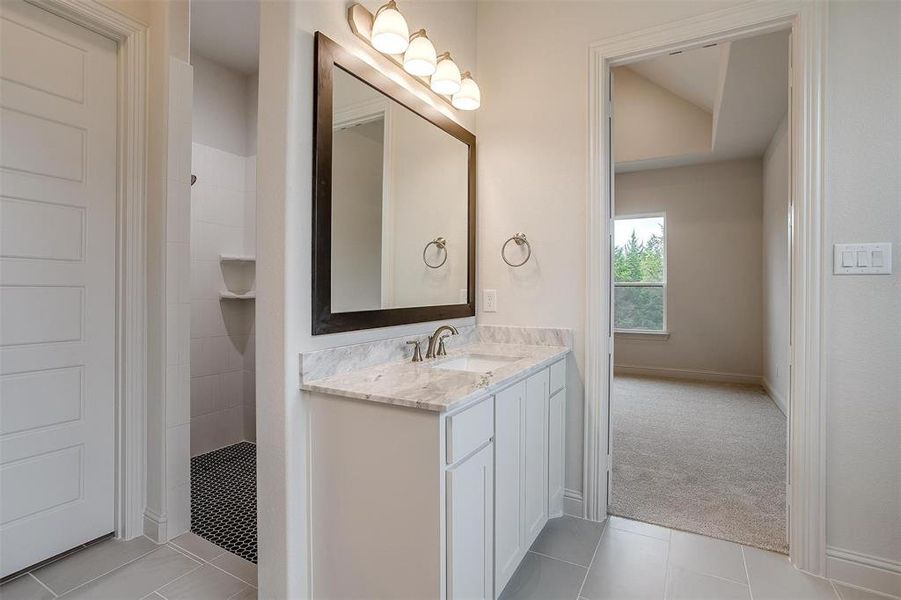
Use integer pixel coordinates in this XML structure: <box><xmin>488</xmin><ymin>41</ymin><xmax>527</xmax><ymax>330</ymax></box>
<box><xmin>610</xmin><ymin>375</ymin><xmax>788</xmax><ymax>552</ymax></box>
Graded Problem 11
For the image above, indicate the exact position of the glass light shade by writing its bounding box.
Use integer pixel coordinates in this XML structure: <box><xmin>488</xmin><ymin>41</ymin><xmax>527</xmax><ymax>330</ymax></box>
<box><xmin>452</xmin><ymin>72</ymin><xmax>480</xmax><ymax>110</ymax></box>
<box><xmin>430</xmin><ymin>53</ymin><xmax>461</xmax><ymax>95</ymax></box>
<box><xmin>370</xmin><ymin>1</ymin><xmax>409</xmax><ymax>55</ymax></box>
<box><xmin>403</xmin><ymin>30</ymin><xmax>437</xmax><ymax>77</ymax></box>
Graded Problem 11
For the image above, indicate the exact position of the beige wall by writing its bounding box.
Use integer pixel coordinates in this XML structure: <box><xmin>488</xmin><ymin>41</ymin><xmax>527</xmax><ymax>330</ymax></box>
<box><xmin>614</xmin><ymin>159</ymin><xmax>763</xmax><ymax>378</ymax></box>
<box><xmin>762</xmin><ymin>115</ymin><xmax>790</xmax><ymax>413</ymax></box>
<box><xmin>613</xmin><ymin>66</ymin><xmax>712</xmax><ymax>166</ymax></box>
<box><xmin>824</xmin><ymin>0</ymin><xmax>901</xmax><ymax>574</ymax></box>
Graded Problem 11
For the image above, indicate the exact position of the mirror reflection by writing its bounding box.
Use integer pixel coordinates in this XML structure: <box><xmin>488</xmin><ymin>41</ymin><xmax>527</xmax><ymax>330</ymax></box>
<box><xmin>331</xmin><ymin>67</ymin><xmax>469</xmax><ymax>313</ymax></box>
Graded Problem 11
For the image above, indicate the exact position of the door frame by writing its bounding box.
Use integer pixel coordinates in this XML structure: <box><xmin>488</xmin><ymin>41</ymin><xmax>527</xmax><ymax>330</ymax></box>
<box><xmin>25</xmin><ymin>0</ymin><xmax>149</xmax><ymax>541</ymax></box>
<box><xmin>584</xmin><ymin>1</ymin><xmax>828</xmax><ymax>575</ymax></box>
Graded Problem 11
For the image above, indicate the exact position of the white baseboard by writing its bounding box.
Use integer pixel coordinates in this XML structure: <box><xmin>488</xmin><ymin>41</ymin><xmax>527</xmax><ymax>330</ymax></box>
<box><xmin>563</xmin><ymin>488</ymin><xmax>584</xmax><ymax>518</ymax></box>
<box><xmin>827</xmin><ymin>546</ymin><xmax>901</xmax><ymax>598</ymax></box>
<box><xmin>143</xmin><ymin>508</ymin><xmax>167</xmax><ymax>543</ymax></box>
<box><xmin>614</xmin><ymin>364</ymin><xmax>762</xmax><ymax>386</ymax></box>
<box><xmin>761</xmin><ymin>377</ymin><xmax>788</xmax><ymax>416</ymax></box>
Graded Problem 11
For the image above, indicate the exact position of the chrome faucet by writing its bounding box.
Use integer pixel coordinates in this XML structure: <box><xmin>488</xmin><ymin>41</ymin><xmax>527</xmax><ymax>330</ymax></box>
<box><xmin>426</xmin><ymin>324</ymin><xmax>459</xmax><ymax>359</ymax></box>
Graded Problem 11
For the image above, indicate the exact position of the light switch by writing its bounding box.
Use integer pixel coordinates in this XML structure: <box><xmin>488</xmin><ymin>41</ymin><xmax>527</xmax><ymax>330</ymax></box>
<box><xmin>833</xmin><ymin>243</ymin><xmax>893</xmax><ymax>275</ymax></box>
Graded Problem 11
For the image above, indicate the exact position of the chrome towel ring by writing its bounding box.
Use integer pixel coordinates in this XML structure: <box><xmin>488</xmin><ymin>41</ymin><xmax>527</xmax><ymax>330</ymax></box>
<box><xmin>423</xmin><ymin>237</ymin><xmax>448</xmax><ymax>268</ymax></box>
<box><xmin>502</xmin><ymin>233</ymin><xmax>531</xmax><ymax>267</ymax></box>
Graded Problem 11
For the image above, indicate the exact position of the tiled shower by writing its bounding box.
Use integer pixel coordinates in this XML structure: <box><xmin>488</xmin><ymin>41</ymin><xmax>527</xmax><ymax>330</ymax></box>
<box><xmin>188</xmin><ymin>52</ymin><xmax>258</xmax><ymax>561</ymax></box>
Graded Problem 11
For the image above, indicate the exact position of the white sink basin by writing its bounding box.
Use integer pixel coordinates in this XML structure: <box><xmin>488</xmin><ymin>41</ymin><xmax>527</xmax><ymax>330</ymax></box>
<box><xmin>431</xmin><ymin>354</ymin><xmax>522</xmax><ymax>373</ymax></box>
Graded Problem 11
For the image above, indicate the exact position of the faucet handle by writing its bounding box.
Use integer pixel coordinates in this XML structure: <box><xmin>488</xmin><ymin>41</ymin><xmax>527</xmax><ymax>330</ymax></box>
<box><xmin>437</xmin><ymin>334</ymin><xmax>450</xmax><ymax>356</ymax></box>
<box><xmin>406</xmin><ymin>340</ymin><xmax>423</xmax><ymax>362</ymax></box>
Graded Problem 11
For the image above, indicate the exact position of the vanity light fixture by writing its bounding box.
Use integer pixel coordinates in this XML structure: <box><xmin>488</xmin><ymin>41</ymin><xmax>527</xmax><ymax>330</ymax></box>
<box><xmin>370</xmin><ymin>0</ymin><xmax>409</xmax><ymax>55</ymax></box>
<box><xmin>452</xmin><ymin>71</ymin><xmax>480</xmax><ymax>111</ymax></box>
<box><xmin>430</xmin><ymin>52</ymin><xmax>462</xmax><ymax>95</ymax></box>
<box><xmin>403</xmin><ymin>29</ymin><xmax>437</xmax><ymax>77</ymax></box>
<box><xmin>347</xmin><ymin>2</ymin><xmax>481</xmax><ymax>110</ymax></box>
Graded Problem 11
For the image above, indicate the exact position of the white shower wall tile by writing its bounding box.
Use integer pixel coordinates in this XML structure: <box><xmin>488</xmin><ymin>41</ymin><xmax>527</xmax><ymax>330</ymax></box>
<box><xmin>190</xmin><ymin>142</ymin><xmax>256</xmax><ymax>456</ymax></box>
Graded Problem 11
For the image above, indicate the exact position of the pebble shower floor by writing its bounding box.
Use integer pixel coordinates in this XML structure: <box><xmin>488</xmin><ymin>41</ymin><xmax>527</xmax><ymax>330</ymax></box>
<box><xmin>191</xmin><ymin>441</ymin><xmax>257</xmax><ymax>563</ymax></box>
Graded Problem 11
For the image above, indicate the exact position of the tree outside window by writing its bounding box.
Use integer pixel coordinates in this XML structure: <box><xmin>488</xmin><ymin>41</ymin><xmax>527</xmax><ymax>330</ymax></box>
<box><xmin>614</xmin><ymin>215</ymin><xmax>666</xmax><ymax>332</ymax></box>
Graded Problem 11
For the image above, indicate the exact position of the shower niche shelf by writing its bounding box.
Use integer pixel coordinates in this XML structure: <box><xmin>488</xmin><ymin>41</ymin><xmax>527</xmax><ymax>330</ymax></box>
<box><xmin>220</xmin><ymin>291</ymin><xmax>256</xmax><ymax>300</ymax></box>
<box><xmin>219</xmin><ymin>254</ymin><xmax>256</xmax><ymax>263</ymax></box>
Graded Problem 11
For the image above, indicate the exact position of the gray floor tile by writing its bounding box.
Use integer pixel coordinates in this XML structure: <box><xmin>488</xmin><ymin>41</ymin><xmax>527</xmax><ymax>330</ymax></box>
<box><xmin>32</xmin><ymin>536</ymin><xmax>158</xmax><ymax>595</ymax></box>
<box><xmin>499</xmin><ymin>552</ymin><xmax>587</xmax><ymax>600</ymax></box>
<box><xmin>142</xmin><ymin>594</ymin><xmax>166</xmax><ymax>600</ymax></box>
<box><xmin>743</xmin><ymin>547</ymin><xmax>839</xmax><ymax>600</ymax></box>
<box><xmin>530</xmin><ymin>516</ymin><xmax>605</xmax><ymax>567</ymax></box>
<box><xmin>59</xmin><ymin>547</ymin><xmax>200</xmax><ymax>600</ymax></box>
<box><xmin>666</xmin><ymin>566</ymin><xmax>751</xmax><ymax>600</ymax></box>
<box><xmin>581</xmin><ymin>527</ymin><xmax>668</xmax><ymax>600</ymax></box>
<box><xmin>0</xmin><ymin>574</ymin><xmax>54</xmax><ymax>600</ymax></box>
<box><xmin>157</xmin><ymin>564</ymin><xmax>249</xmax><ymax>600</ymax></box>
<box><xmin>832</xmin><ymin>583</ymin><xmax>895</xmax><ymax>600</ymax></box>
<box><xmin>669</xmin><ymin>530</ymin><xmax>747</xmax><ymax>583</ymax></box>
<box><xmin>169</xmin><ymin>533</ymin><xmax>225</xmax><ymax>562</ymax></box>
<box><xmin>227</xmin><ymin>587</ymin><xmax>257</xmax><ymax>600</ymax></box>
<box><xmin>607</xmin><ymin>516</ymin><xmax>671</xmax><ymax>541</ymax></box>
<box><xmin>210</xmin><ymin>553</ymin><xmax>256</xmax><ymax>586</ymax></box>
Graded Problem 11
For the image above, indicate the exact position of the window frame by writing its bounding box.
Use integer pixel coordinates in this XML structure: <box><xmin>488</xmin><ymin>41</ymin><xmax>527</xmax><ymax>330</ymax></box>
<box><xmin>613</xmin><ymin>212</ymin><xmax>668</xmax><ymax>334</ymax></box>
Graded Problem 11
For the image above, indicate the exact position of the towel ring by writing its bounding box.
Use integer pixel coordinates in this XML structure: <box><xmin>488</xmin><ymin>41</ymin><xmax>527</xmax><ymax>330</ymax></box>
<box><xmin>502</xmin><ymin>233</ymin><xmax>531</xmax><ymax>267</ymax></box>
<box><xmin>423</xmin><ymin>237</ymin><xmax>448</xmax><ymax>269</ymax></box>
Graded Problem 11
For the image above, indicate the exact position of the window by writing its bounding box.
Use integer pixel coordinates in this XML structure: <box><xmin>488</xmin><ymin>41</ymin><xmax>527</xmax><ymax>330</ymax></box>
<box><xmin>614</xmin><ymin>214</ymin><xmax>666</xmax><ymax>332</ymax></box>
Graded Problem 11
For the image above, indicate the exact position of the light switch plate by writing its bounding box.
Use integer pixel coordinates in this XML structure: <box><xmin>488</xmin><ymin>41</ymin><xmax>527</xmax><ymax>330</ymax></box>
<box><xmin>483</xmin><ymin>289</ymin><xmax>497</xmax><ymax>312</ymax></box>
<box><xmin>833</xmin><ymin>243</ymin><xmax>892</xmax><ymax>275</ymax></box>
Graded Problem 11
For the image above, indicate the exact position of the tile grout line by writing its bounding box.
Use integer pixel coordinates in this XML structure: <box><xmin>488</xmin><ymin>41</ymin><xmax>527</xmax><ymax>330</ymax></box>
<box><xmin>167</xmin><ymin>541</ymin><xmax>257</xmax><ymax>589</ymax></box>
<box><xmin>741</xmin><ymin>546</ymin><xmax>756</xmax><ymax>600</ymax></box>
<box><xmin>527</xmin><ymin>550</ymin><xmax>591</xmax><ymax>570</ymax></box>
<box><xmin>28</xmin><ymin>573</ymin><xmax>58</xmax><ymax>598</ymax></box>
<box><xmin>31</xmin><ymin>541</ymin><xmax>159</xmax><ymax>598</ymax></box>
<box><xmin>576</xmin><ymin>519</ymin><xmax>608</xmax><ymax>600</ymax></box>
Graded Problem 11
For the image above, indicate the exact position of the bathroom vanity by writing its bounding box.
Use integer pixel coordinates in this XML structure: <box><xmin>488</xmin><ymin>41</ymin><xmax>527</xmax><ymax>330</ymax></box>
<box><xmin>305</xmin><ymin>31</ymin><xmax>566</xmax><ymax>599</ymax></box>
<box><xmin>302</xmin><ymin>330</ymin><xmax>569</xmax><ymax>599</ymax></box>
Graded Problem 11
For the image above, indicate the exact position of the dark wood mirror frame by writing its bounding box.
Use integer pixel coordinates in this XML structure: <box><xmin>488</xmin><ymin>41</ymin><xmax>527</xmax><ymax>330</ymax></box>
<box><xmin>312</xmin><ymin>32</ymin><xmax>476</xmax><ymax>335</ymax></box>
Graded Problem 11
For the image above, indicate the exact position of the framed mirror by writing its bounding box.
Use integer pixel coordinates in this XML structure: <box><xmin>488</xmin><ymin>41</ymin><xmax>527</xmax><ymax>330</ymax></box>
<box><xmin>312</xmin><ymin>32</ymin><xmax>476</xmax><ymax>334</ymax></box>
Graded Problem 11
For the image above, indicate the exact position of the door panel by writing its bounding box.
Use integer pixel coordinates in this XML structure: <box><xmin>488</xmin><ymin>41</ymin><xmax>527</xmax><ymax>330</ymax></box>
<box><xmin>0</xmin><ymin>0</ymin><xmax>117</xmax><ymax>577</ymax></box>
<box><xmin>523</xmin><ymin>370</ymin><xmax>549</xmax><ymax>544</ymax></box>
<box><xmin>447</xmin><ymin>443</ymin><xmax>493</xmax><ymax>600</ymax></box>
<box><xmin>494</xmin><ymin>383</ymin><xmax>524</xmax><ymax>597</ymax></box>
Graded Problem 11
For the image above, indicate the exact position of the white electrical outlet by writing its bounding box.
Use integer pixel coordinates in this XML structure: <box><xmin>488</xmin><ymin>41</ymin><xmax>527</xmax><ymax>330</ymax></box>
<box><xmin>833</xmin><ymin>243</ymin><xmax>892</xmax><ymax>275</ymax></box>
<box><xmin>484</xmin><ymin>289</ymin><xmax>497</xmax><ymax>312</ymax></box>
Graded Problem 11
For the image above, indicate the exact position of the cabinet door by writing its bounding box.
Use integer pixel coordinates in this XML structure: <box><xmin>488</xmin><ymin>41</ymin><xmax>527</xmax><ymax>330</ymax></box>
<box><xmin>523</xmin><ymin>370</ymin><xmax>549</xmax><ymax>545</ymax></box>
<box><xmin>494</xmin><ymin>383</ymin><xmax>524</xmax><ymax>596</ymax></box>
<box><xmin>548</xmin><ymin>388</ymin><xmax>566</xmax><ymax>517</ymax></box>
<box><xmin>447</xmin><ymin>442</ymin><xmax>494</xmax><ymax>600</ymax></box>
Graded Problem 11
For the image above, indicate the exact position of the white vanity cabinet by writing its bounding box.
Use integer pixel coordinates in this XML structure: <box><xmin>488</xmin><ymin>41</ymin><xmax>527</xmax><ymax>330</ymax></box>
<box><xmin>308</xmin><ymin>354</ymin><xmax>567</xmax><ymax>600</ymax></box>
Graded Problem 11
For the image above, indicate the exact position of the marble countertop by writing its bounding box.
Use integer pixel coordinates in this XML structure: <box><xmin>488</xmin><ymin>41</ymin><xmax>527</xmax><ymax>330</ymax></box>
<box><xmin>300</xmin><ymin>341</ymin><xmax>569</xmax><ymax>412</ymax></box>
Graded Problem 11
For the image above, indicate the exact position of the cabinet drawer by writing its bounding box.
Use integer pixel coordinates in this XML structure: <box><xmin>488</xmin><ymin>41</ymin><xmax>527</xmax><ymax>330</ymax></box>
<box><xmin>549</xmin><ymin>359</ymin><xmax>566</xmax><ymax>395</ymax></box>
<box><xmin>446</xmin><ymin>398</ymin><xmax>494</xmax><ymax>465</ymax></box>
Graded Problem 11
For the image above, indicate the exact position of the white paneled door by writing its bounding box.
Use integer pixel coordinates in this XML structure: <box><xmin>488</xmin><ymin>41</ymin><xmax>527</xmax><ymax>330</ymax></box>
<box><xmin>0</xmin><ymin>0</ymin><xmax>118</xmax><ymax>577</ymax></box>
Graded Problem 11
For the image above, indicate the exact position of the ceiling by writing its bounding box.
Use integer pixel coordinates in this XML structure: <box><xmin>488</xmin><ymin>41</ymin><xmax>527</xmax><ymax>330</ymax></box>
<box><xmin>191</xmin><ymin>0</ymin><xmax>260</xmax><ymax>74</ymax></box>
<box><xmin>617</xmin><ymin>30</ymin><xmax>790</xmax><ymax>172</ymax></box>
<box><xmin>628</xmin><ymin>44</ymin><xmax>722</xmax><ymax>112</ymax></box>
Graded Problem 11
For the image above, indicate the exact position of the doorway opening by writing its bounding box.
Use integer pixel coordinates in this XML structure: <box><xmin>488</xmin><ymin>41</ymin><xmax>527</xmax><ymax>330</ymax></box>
<box><xmin>183</xmin><ymin>0</ymin><xmax>260</xmax><ymax>565</ymax></box>
<box><xmin>608</xmin><ymin>30</ymin><xmax>792</xmax><ymax>552</ymax></box>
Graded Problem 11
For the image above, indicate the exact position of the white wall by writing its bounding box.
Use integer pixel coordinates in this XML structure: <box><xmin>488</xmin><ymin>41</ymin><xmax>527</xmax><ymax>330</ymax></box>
<box><xmin>762</xmin><ymin>115</ymin><xmax>789</xmax><ymax>413</ymax></box>
<box><xmin>256</xmin><ymin>1</ymin><xmax>478</xmax><ymax>596</ymax></box>
<box><xmin>614</xmin><ymin>159</ymin><xmax>764</xmax><ymax>379</ymax></box>
<box><xmin>824</xmin><ymin>0</ymin><xmax>901</xmax><ymax>585</ymax></box>
<box><xmin>613</xmin><ymin>66</ymin><xmax>712</xmax><ymax>166</ymax></box>
<box><xmin>190</xmin><ymin>55</ymin><xmax>257</xmax><ymax>455</ymax></box>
